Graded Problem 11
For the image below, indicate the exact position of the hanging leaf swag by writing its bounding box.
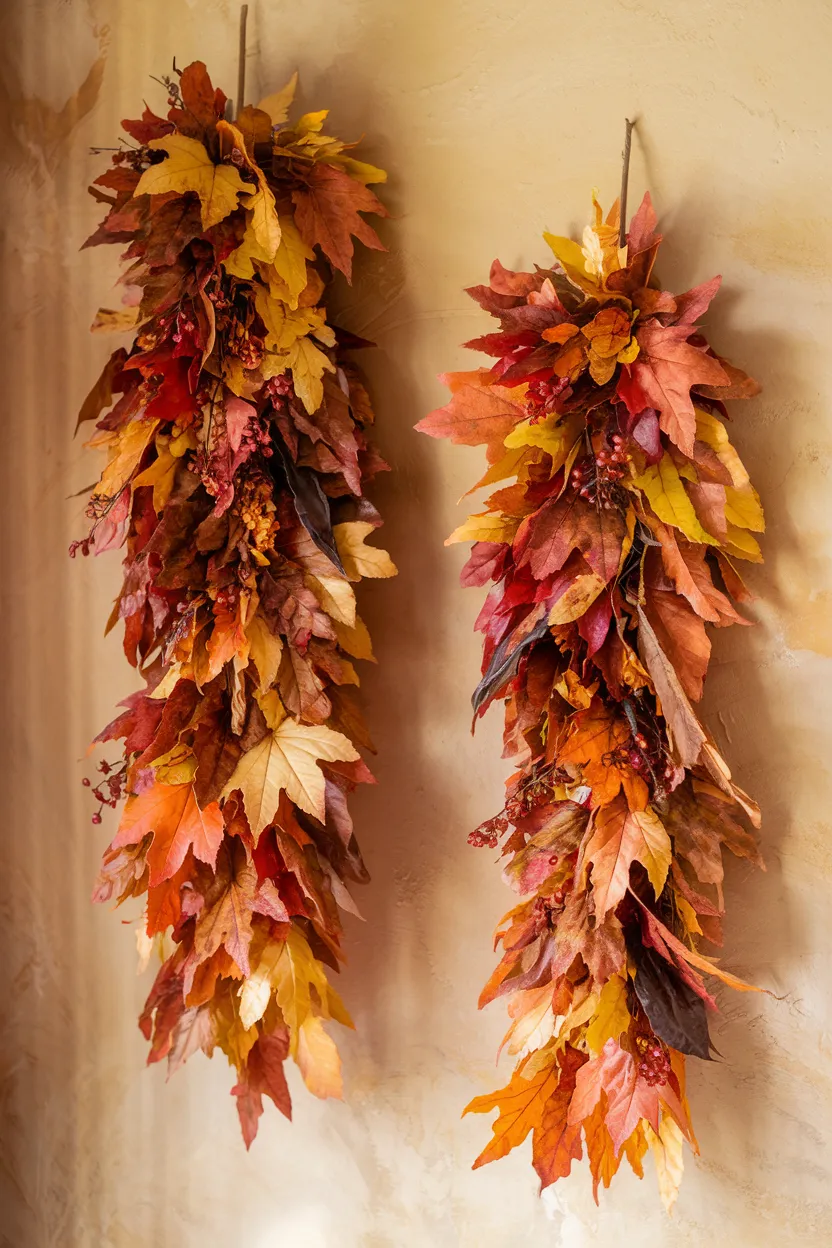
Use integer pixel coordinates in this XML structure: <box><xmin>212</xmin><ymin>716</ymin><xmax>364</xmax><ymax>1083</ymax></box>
<box><xmin>73</xmin><ymin>61</ymin><xmax>395</xmax><ymax>1145</ymax></box>
<box><xmin>417</xmin><ymin>190</ymin><xmax>765</xmax><ymax>1208</ymax></box>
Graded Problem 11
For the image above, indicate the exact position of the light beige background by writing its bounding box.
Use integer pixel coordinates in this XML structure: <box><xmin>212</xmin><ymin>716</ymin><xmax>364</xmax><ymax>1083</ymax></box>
<box><xmin>2</xmin><ymin>1</ymin><xmax>831</xmax><ymax>1245</ymax></box>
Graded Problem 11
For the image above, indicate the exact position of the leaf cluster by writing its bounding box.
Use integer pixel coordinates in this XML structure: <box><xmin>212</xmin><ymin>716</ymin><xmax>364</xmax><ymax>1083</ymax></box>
<box><xmin>78</xmin><ymin>60</ymin><xmax>393</xmax><ymax>1145</ymax></box>
<box><xmin>418</xmin><ymin>191</ymin><xmax>764</xmax><ymax>1208</ymax></box>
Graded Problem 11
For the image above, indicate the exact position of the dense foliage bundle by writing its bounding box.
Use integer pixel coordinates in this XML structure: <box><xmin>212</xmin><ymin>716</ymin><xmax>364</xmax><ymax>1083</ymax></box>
<box><xmin>417</xmin><ymin>192</ymin><xmax>764</xmax><ymax>1208</ymax></box>
<box><xmin>74</xmin><ymin>61</ymin><xmax>394</xmax><ymax>1145</ymax></box>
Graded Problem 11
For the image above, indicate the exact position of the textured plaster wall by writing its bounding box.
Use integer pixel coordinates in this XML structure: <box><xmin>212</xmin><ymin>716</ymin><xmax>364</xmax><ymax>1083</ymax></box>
<box><xmin>2</xmin><ymin>1</ymin><xmax>831</xmax><ymax>1245</ymax></box>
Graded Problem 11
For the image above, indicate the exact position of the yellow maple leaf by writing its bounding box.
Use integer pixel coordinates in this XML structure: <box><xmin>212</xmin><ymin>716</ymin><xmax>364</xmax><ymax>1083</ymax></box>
<box><xmin>257</xmin><ymin>71</ymin><xmax>299</xmax><ymax>125</ymax></box>
<box><xmin>304</xmin><ymin>573</ymin><xmax>357</xmax><ymax>627</ymax></box>
<box><xmin>547</xmin><ymin>571</ymin><xmax>606</xmax><ymax>626</ymax></box>
<box><xmin>649</xmin><ymin>1115</ymin><xmax>685</xmax><ymax>1214</ymax></box>
<box><xmin>238</xmin><ymin>926</ymin><xmax>351</xmax><ymax>1101</ymax></box>
<box><xmin>135</xmin><ymin>134</ymin><xmax>249</xmax><ymax>229</ymax></box>
<box><xmin>97</xmin><ymin>418</ymin><xmax>159</xmax><ymax>499</ymax></box>
<box><xmin>245</xmin><ymin>613</ymin><xmax>283</xmax><ymax>694</ymax></box>
<box><xmin>445</xmin><ymin>512</ymin><xmax>519</xmax><ymax>546</ymax></box>
<box><xmin>333</xmin><ymin>521</ymin><xmax>397</xmax><ymax>581</ymax></box>
<box><xmin>585</xmin><ymin>974</ymin><xmax>630</xmax><ymax>1055</ymax></box>
<box><xmin>268</xmin><ymin>216</ymin><xmax>315</xmax><ymax>309</ymax></box>
<box><xmin>222</xmin><ymin>717</ymin><xmax>358</xmax><ymax>833</ymax></box>
<box><xmin>132</xmin><ymin>445</ymin><xmax>177</xmax><ymax>512</ymax></box>
<box><xmin>631</xmin><ymin>456</ymin><xmax>718</xmax><ymax>546</ymax></box>
<box><xmin>284</xmin><ymin>335</ymin><xmax>335</xmax><ymax>414</ymax></box>
<box><xmin>297</xmin><ymin>1015</ymin><xmax>344</xmax><ymax>1100</ymax></box>
<box><xmin>331</xmin><ymin>614</ymin><xmax>375</xmax><ymax>662</ymax></box>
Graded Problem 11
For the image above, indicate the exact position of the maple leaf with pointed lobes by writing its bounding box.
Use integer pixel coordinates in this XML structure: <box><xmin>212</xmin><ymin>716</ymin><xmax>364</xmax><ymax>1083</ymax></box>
<box><xmin>627</xmin><ymin>323</ymin><xmax>730</xmax><ymax>457</ymax></box>
<box><xmin>223</xmin><ymin>718</ymin><xmax>359</xmax><ymax>835</ymax></box>
<box><xmin>514</xmin><ymin>493</ymin><xmax>628</xmax><ymax>584</ymax></box>
<box><xmin>583</xmin><ymin>795</ymin><xmax>672</xmax><ymax>920</ymax></box>
<box><xmin>465</xmin><ymin>1061</ymin><xmax>561</xmax><ymax>1168</ymax></box>
<box><xmin>192</xmin><ymin>838</ymin><xmax>257</xmax><ymax>977</ymax></box>
<box><xmin>112</xmin><ymin>781</ymin><xmax>224</xmax><ymax>886</ymax></box>
<box><xmin>292</xmin><ymin>163</ymin><xmax>387</xmax><ymax>281</ymax></box>
<box><xmin>416</xmin><ymin>372</ymin><xmax>522</xmax><ymax>447</ymax></box>
<box><xmin>134</xmin><ymin>134</ymin><xmax>250</xmax><ymax>230</ymax></box>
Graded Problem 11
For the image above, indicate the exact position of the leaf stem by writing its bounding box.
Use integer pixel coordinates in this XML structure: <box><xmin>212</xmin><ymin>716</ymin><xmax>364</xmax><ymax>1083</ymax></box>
<box><xmin>236</xmin><ymin>5</ymin><xmax>249</xmax><ymax>119</ymax></box>
<box><xmin>619</xmin><ymin>118</ymin><xmax>636</xmax><ymax>249</ymax></box>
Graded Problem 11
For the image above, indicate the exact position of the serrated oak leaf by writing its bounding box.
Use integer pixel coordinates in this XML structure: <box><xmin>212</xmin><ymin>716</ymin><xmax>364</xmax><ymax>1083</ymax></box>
<box><xmin>333</xmin><ymin>521</ymin><xmax>397</xmax><ymax>581</ymax></box>
<box><xmin>416</xmin><ymin>376</ymin><xmax>521</xmax><ymax>446</ymax></box>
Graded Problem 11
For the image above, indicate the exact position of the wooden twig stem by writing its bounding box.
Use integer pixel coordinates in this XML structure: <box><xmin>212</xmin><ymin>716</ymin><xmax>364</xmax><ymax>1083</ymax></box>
<box><xmin>619</xmin><ymin>118</ymin><xmax>636</xmax><ymax>248</ymax></box>
<box><xmin>236</xmin><ymin>5</ymin><xmax>249</xmax><ymax>118</ymax></box>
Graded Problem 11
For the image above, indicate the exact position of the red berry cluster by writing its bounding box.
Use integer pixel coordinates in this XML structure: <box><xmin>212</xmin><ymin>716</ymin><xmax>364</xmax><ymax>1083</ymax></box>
<box><xmin>570</xmin><ymin>434</ymin><xmax>632</xmax><ymax>509</ymax></box>
<box><xmin>524</xmin><ymin>377</ymin><xmax>570</xmax><ymax>424</ymax></box>
<box><xmin>81</xmin><ymin>759</ymin><xmax>127</xmax><ymax>824</ymax></box>
<box><xmin>504</xmin><ymin>766</ymin><xmax>562</xmax><ymax>823</ymax></box>
<box><xmin>265</xmin><ymin>374</ymin><xmax>295</xmax><ymax>402</ymax></box>
<box><xmin>637</xmin><ymin>1037</ymin><xmax>671</xmax><ymax>1087</ymax></box>
<box><xmin>240</xmin><ymin>412</ymin><xmax>274</xmax><ymax>459</ymax></box>
<box><xmin>468</xmin><ymin>814</ymin><xmax>508</xmax><ymax>849</ymax></box>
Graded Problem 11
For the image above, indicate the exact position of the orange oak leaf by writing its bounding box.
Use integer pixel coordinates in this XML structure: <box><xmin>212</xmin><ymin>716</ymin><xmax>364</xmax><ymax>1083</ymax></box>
<box><xmin>583</xmin><ymin>795</ymin><xmax>672</xmax><ymax>920</ymax></box>
<box><xmin>464</xmin><ymin>1061</ymin><xmax>561</xmax><ymax>1168</ymax></box>
<box><xmin>113</xmin><ymin>781</ymin><xmax>224</xmax><ymax>886</ymax></box>
<box><xmin>416</xmin><ymin>374</ymin><xmax>521</xmax><ymax>447</ymax></box>
<box><xmin>630</xmin><ymin>322</ymin><xmax>729</xmax><ymax>456</ymax></box>
<box><xmin>291</xmin><ymin>163</ymin><xmax>387</xmax><ymax>281</ymax></box>
<box><xmin>514</xmin><ymin>493</ymin><xmax>627</xmax><ymax>583</ymax></box>
<box><xmin>532</xmin><ymin>1045</ymin><xmax>588</xmax><ymax>1188</ymax></box>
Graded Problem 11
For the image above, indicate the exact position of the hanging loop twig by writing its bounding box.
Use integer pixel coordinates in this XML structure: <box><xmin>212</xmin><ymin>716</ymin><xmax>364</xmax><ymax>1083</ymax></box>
<box><xmin>235</xmin><ymin>5</ymin><xmax>249</xmax><ymax>119</ymax></box>
<box><xmin>619</xmin><ymin>118</ymin><xmax>636</xmax><ymax>248</ymax></box>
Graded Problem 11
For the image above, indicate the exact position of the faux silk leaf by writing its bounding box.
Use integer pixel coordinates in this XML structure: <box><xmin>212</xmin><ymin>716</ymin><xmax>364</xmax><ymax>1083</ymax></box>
<box><xmin>630</xmin><ymin>323</ymin><xmax>729</xmax><ymax>456</ymax></box>
<box><xmin>135</xmin><ymin>134</ymin><xmax>249</xmax><ymax>229</ymax></box>
<box><xmin>223</xmin><ymin>718</ymin><xmax>358</xmax><ymax>832</ymax></box>
<box><xmin>113</xmin><ymin>782</ymin><xmax>223</xmax><ymax>886</ymax></box>
<box><xmin>584</xmin><ymin>796</ymin><xmax>672</xmax><ymax>919</ymax></box>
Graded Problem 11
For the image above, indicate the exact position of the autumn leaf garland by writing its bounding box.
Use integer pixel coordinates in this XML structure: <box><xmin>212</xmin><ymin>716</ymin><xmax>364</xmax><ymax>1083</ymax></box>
<box><xmin>75</xmin><ymin>61</ymin><xmax>395</xmax><ymax>1145</ymax></box>
<box><xmin>417</xmin><ymin>191</ymin><xmax>765</xmax><ymax>1209</ymax></box>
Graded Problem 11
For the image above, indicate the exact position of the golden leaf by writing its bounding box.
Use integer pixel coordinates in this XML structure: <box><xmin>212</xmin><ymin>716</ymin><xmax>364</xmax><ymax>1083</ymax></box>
<box><xmin>585</xmin><ymin>974</ymin><xmax>630</xmax><ymax>1056</ymax></box>
<box><xmin>245</xmin><ymin>614</ymin><xmax>283</xmax><ymax>694</ymax></box>
<box><xmin>333</xmin><ymin>521</ymin><xmax>397</xmax><ymax>581</ymax></box>
<box><xmin>257</xmin><ymin>72</ymin><xmax>299</xmax><ymax>125</ymax></box>
<box><xmin>445</xmin><ymin>512</ymin><xmax>519</xmax><ymax>546</ymax></box>
<box><xmin>631</xmin><ymin>456</ymin><xmax>717</xmax><ymax>546</ymax></box>
<box><xmin>222</xmin><ymin>717</ymin><xmax>358</xmax><ymax>833</ymax></box>
<box><xmin>135</xmin><ymin>134</ymin><xmax>249</xmax><ymax>229</ymax></box>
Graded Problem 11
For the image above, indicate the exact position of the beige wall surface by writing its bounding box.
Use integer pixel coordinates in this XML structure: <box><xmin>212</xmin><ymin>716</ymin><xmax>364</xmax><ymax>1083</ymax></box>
<box><xmin>2</xmin><ymin>1</ymin><xmax>832</xmax><ymax>1245</ymax></box>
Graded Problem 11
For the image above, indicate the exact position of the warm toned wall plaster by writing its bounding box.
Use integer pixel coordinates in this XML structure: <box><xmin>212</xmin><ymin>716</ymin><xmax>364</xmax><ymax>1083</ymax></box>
<box><xmin>1</xmin><ymin>1</ymin><xmax>831</xmax><ymax>1245</ymax></box>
